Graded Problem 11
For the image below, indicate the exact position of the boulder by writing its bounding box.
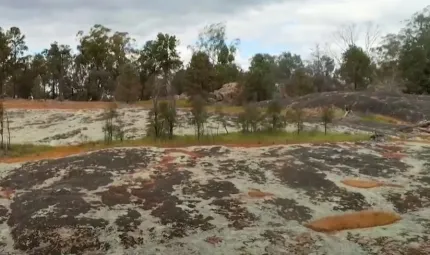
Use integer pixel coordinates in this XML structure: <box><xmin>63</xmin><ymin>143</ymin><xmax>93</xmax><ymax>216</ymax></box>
<box><xmin>211</xmin><ymin>82</ymin><xmax>241</xmax><ymax>103</ymax></box>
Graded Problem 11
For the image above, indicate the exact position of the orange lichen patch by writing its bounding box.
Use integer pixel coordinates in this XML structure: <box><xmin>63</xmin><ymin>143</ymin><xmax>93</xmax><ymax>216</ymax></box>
<box><xmin>0</xmin><ymin>146</ymin><xmax>88</xmax><ymax>163</ymax></box>
<box><xmin>248</xmin><ymin>188</ymin><xmax>274</xmax><ymax>198</ymax></box>
<box><xmin>0</xmin><ymin>187</ymin><xmax>14</xmax><ymax>199</ymax></box>
<box><xmin>382</xmin><ymin>152</ymin><xmax>406</xmax><ymax>159</ymax></box>
<box><xmin>305</xmin><ymin>210</ymin><xmax>401</xmax><ymax>232</ymax></box>
<box><xmin>341</xmin><ymin>179</ymin><xmax>403</xmax><ymax>189</ymax></box>
<box><xmin>341</xmin><ymin>179</ymin><xmax>383</xmax><ymax>188</ymax></box>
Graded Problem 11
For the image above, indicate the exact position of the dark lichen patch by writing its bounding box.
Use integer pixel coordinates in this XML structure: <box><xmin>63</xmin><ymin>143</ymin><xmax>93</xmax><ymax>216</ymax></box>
<box><xmin>217</xmin><ymin>159</ymin><xmax>268</xmax><ymax>184</ymax></box>
<box><xmin>275</xmin><ymin>161</ymin><xmax>369</xmax><ymax>211</ymax></box>
<box><xmin>39</xmin><ymin>129</ymin><xmax>82</xmax><ymax>142</ymax></box>
<box><xmin>99</xmin><ymin>186</ymin><xmax>131</xmax><ymax>206</ymax></box>
<box><xmin>264</xmin><ymin>198</ymin><xmax>312</xmax><ymax>223</ymax></box>
<box><xmin>57</xmin><ymin>168</ymin><xmax>113</xmax><ymax>191</ymax></box>
<box><xmin>0</xmin><ymin>161</ymin><xmax>58</xmax><ymax>190</ymax></box>
<box><xmin>385</xmin><ymin>188</ymin><xmax>430</xmax><ymax>213</ymax></box>
<box><xmin>0</xmin><ymin>205</ymin><xmax>8</xmax><ymax>224</ymax></box>
<box><xmin>194</xmin><ymin>146</ymin><xmax>231</xmax><ymax>157</ymax></box>
<box><xmin>116</xmin><ymin>209</ymin><xmax>144</xmax><ymax>248</ymax></box>
<box><xmin>131</xmin><ymin>171</ymin><xmax>215</xmax><ymax>239</ymax></box>
<box><xmin>8</xmin><ymin>188</ymin><xmax>108</xmax><ymax>253</ymax></box>
<box><xmin>116</xmin><ymin>209</ymin><xmax>142</xmax><ymax>232</ymax></box>
<box><xmin>152</xmin><ymin>200</ymin><xmax>215</xmax><ymax>239</ymax></box>
<box><xmin>211</xmin><ymin>198</ymin><xmax>257</xmax><ymax>230</ymax></box>
<box><xmin>288</xmin><ymin>145</ymin><xmax>408</xmax><ymax>178</ymax></box>
<box><xmin>182</xmin><ymin>180</ymin><xmax>239</xmax><ymax>199</ymax></box>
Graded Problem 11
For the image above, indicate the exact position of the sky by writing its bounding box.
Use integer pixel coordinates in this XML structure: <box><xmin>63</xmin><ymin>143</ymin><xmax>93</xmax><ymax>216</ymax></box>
<box><xmin>0</xmin><ymin>0</ymin><xmax>428</xmax><ymax>69</ymax></box>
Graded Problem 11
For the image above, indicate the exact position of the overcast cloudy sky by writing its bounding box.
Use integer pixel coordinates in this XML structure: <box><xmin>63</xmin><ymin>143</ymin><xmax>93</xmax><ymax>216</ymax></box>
<box><xmin>0</xmin><ymin>0</ymin><xmax>428</xmax><ymax>68</ymax></box>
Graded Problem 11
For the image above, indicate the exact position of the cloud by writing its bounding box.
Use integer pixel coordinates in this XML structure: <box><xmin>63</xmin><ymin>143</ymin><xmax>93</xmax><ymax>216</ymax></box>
<box><xmin>0</xmin><ymin>0</ymin><xmax>428</xmax><ymax>69</ymax></box>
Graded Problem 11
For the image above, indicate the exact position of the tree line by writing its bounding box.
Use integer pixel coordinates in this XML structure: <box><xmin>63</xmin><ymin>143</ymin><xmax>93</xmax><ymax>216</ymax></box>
<box><xmin>0</xmin><ymin>5</ymin><xmax>429</xmax><ymax>104</ymax></box>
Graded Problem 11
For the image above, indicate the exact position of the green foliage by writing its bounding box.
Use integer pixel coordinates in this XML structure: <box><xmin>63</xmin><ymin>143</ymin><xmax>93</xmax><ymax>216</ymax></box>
<box><xmin>241</xmin><ymin>54</ymin><xmax>277</xmax><ymax>101</ymax></box>
<box><xmin>184</xmin><ymin>51</ymin><xmax>217</xmax><ymax>99</ymax></box>
<box><xmin>321</xmin><ymin>106</ymin><xmax>335</xmax><ymax>135</ymax></box>
<box><xmin>340</xmin><ymin>45</ymin><xmax>373</xmax><ymax>90</ymax></box>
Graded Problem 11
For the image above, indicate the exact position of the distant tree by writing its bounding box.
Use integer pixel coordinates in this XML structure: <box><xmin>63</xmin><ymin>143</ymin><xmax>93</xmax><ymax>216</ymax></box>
<box><xmin>340</xmin><ymin>45</ymin><xmax>373</xmax><ymax>90</ymax></box>
<box><xmin>184</xmin><ymin>51</ymin><xmax>217</xmax><ymax>99</ymax></box>
<box><xmin>114</xmin><ymin>63</ymin><xmax>140</xmax><ymax>103</ymax></box>
<box><xmin>242</xmin><ymin>54</ymin><xmax>277</xmax><ymax>101</ymax></box>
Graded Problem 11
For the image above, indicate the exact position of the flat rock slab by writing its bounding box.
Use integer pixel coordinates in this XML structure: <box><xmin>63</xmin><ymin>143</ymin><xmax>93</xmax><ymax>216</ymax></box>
<box><xmin>0</xmin><ymin>142</ymin><xmax>429</xmax><ymax>254</ymax></box>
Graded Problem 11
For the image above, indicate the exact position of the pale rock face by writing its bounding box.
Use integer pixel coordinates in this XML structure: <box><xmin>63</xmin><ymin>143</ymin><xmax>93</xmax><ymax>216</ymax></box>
<box><xmin>0</xmin><ymin>142</ymin><xmax>429</xmax><ymax>254</ymax></box>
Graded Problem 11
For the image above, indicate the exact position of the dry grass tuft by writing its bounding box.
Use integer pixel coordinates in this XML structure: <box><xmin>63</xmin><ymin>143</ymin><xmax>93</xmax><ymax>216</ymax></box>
<box><xmin>305</xmin><ymin>210</ymin><xmax>401</xmax><ymax>232</ymax></box>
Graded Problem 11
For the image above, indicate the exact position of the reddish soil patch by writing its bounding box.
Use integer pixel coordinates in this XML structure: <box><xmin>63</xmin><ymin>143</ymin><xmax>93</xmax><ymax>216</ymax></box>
<box><xmin>0</xmin><ymin>147</ymin><xmax>89</xmax><ymax>163</ymax></box>
<box><xmin>305</xmin><ymin>210</ymin><xmax>401</xmax><ymax>232</ymax></box>
<box><xmin>0</xmin><ymin>187</ymin><xmax>14</xmax><ymax>199</ymax></box>
<box><xmin>3</xmin><ymin>99</ymin><xmax>121</xmax><ymax>111</ymax></box>
<box><xmin>377</xmin><ymin>145</ymin><xmax>403</xmax><ymax>153</ymax></box>
<box><xmin>382</xmin><ymin>152</ymin><xmax>406</xmax><ymax>159</ymax></box>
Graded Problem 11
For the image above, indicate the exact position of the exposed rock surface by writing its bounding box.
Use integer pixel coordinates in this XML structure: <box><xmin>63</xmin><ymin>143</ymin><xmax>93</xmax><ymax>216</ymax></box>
<box><xmin>0</xmin><ymin>142</ymin><xmax>429</xmax><ymax>254</ymax></box>
<box><xmin>259</xmin><ymin>91</ymin><xmax>430</xmax><ymax>122</ymax></box>
<box><xmin>211</xmin><ymin>82</ymin><xmax>241</xmax><ymax>103</ymax></box>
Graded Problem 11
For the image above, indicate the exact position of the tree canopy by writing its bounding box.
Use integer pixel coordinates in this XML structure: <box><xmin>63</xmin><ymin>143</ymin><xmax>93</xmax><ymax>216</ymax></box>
<box><xmin>0</xmin><ymin>5</ymin><xmax>429</xmax><ymax>103</ymax></box>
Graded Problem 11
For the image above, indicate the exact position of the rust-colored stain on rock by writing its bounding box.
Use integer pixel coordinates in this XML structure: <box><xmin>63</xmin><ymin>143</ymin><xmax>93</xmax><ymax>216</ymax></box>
<box><xmin>382</xmin><ymin>152</ymin><xmax>406</xmax><ymax>159</ymax></box>
<box><xmin>305</xmin><ymin>210</ymin><xmax>401</xmax><ymax>232</ymax></box>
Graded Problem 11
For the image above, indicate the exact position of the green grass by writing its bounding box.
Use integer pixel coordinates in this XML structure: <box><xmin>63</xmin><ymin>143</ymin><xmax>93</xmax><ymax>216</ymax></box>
<box><xmin>0</xmin><ymin>131</ymin><xmax>370</xmax><ymax>160</ymax></box>
<box><xmin>0</xmin><ymin>144</ymin><xmax>54</xmax><ymax>158</ymax></box>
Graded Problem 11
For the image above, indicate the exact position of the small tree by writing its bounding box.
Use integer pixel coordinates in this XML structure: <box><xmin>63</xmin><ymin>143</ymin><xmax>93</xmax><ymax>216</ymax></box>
<box><xmin>190</xmin><ymin>95</ymin><xmax>208</xmax><ymax>140</ymax></box>
<box><xmin>113</xmin><ymin>113</ymin><xmax>126</xmax><ymax>142</ymax></box>
<box><xmin>265</xmin><ymin>100</ymin><xmax>285</xmax><ymax>132</ymax></box>
<box><xmin>286</xmin><ymin>108</ymin><xmax>304</xmax><ymax>134</ymax></box>
<box><xmin>321</xmin><ymin>106</ymin><xmax>335</xmax><ymax>135</ymax></box>
<box><xmin>215</xmin><ymin>105</ymin><xmax>229</xmax><ymax>134</ymax></box>
<box><xmin>159</xmin><ymin>101</ymin><xmax>177</xmax><ymax>139</ymax></box>
<box><xmin>146</xmin><ymin>103</ymin><xmax>164</xmax><ymax>139</ymax></box>
<box><xmin>0</xmin><ymin>101</ymin><xmax>11</xmax><ymax>152</ymax></box>
<box><xmin>102</xmin><ymin>103</ymin><xmax>118</xmax><ymax>144</ymax></box>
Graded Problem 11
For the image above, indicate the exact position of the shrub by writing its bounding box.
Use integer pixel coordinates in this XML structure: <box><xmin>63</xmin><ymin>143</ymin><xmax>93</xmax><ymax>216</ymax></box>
<box><xmin>237</xmin><ymin>103</ymin><xmax>262</xmax><ymax>133</ymax></box>
<box><xmin>286</xmin><ymin>108</ymin><xmax>304</xmax><ymax>134</ymax></box>
<box><xmin>265</xmin><ymin>100</ymin><xmax>285</xmax><ymax>132</ymax></box>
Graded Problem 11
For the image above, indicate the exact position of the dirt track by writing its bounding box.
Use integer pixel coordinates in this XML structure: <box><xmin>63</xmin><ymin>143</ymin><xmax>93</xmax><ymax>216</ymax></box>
<box><xmin>0</xmin><ymin>142</ymin><xmax>429</xmax><ymax>254</ymax></box>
